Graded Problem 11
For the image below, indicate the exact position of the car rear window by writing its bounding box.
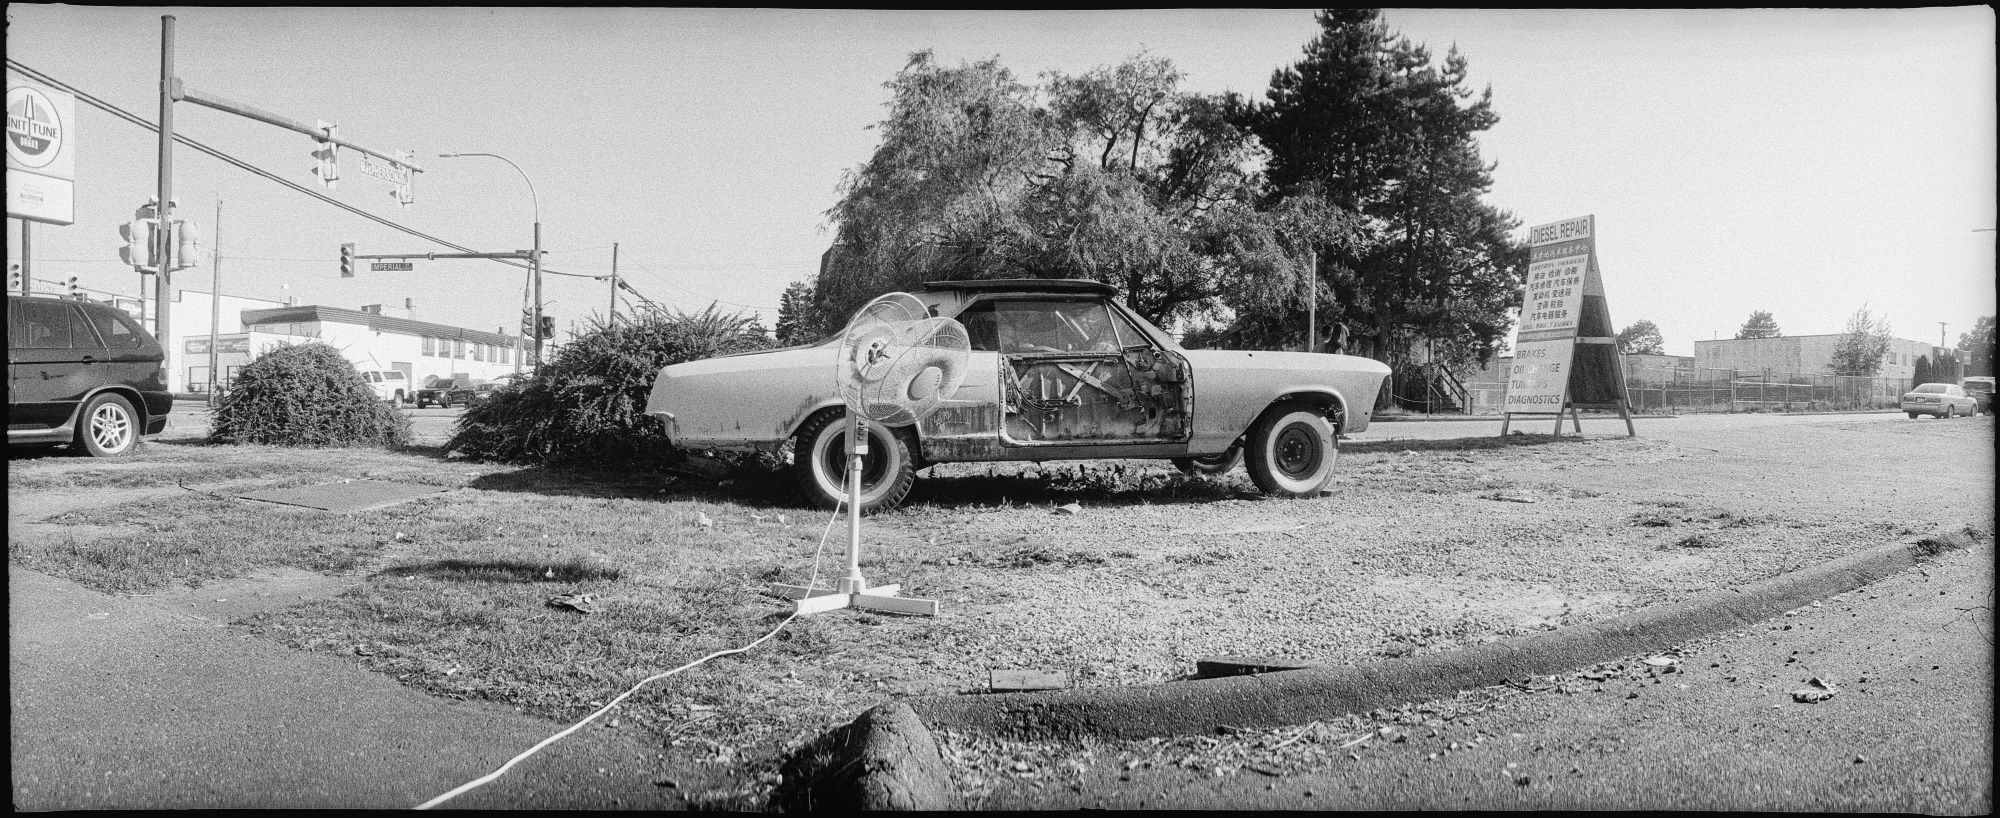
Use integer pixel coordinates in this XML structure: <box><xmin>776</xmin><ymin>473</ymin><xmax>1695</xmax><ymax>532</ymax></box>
<box><xmin>1913</xmin><ymin>383</ymin><xmax>1947</xmax><ymax>394</ymax></box>
<box><xmin>86</xmin><ymin>306</ymin><xmax>146</xmax><ymax>349</ymax></box>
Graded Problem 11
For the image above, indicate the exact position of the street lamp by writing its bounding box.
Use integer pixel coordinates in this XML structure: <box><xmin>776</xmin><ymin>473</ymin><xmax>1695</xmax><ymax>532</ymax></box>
<box><xmin>437</xmin><ymin>152</ymin><xmax>541</xmax><ymax>373</ymax></box>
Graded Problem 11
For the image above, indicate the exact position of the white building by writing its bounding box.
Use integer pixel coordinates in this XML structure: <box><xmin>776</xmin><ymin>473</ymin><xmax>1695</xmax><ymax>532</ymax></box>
<box><xmin>141</xmin><ymin>289</ymin><xmax>524</xmax><ymax>394</ymax></box>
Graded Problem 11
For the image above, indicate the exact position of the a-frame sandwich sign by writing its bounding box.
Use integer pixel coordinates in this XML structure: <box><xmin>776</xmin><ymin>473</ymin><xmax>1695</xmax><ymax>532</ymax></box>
<box><xmin>1500</xmin><ymin>214</ymin><xmax>1636</xmax><ymax>437</ymax></box>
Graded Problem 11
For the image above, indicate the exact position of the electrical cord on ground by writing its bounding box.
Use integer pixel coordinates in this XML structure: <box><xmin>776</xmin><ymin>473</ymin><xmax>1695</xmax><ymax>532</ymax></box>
<box><xmin>413</xmin><ymin>500</ymin><xmax>846</xmax><ymax>810</ymax></box>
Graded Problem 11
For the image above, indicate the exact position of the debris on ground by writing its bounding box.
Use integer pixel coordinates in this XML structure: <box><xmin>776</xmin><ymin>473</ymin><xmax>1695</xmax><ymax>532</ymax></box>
<box><xmin>548</xmin><ymin>592</ymin><xmax>600</xmax><ymax>614</ymax></box>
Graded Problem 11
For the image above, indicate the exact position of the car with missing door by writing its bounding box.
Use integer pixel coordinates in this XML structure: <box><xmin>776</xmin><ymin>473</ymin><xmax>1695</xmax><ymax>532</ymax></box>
<box><xmin>645</xmin><ymin>279</ymin><xmax>1390</xmax><ymax>512</ymax></box>
<box><xmin>8</xmin><ymin>294</ymin><xmax>173</xmax><ymax>457</ymax></box>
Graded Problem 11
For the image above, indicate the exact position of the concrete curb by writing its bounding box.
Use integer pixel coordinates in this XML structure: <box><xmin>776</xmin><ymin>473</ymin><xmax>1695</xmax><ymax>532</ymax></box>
<box><xmin>801</xmin><ymin>530</ymin><xmax>1972</xmax><ymax>810</ymax></box>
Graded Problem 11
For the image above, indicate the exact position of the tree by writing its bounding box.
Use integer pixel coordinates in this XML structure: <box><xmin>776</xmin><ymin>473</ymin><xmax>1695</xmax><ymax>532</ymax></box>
<box><xmin>1959</xmin><ymin>315</ymin><xmax>1995</xmax><ymax>376</ymax></box>
<box><xmin>1736</xmin><ymin>310</ymin><xmax>1781</xmax><ymax>339</ymax></box>
<box><xmin>774</xmin><ymin>280</ymin><xmax>817</xmax><ymax>345</ymax></box>
<box><xmin>1242</xmin><ymin>8</ymin><xmax>1526</xmax><ymax>380</ymax></box>
<box><xmin>818</xmin><ymin>50</ymin><xmax>1320</xmax><ymax>331</ymax></box>
<box><xmin>1912</xmin><ymin>354</ymin><xmax>1934</xmax><ymax>389</ymax></box>
<box><xmin>1828</xmin><ymin>305</ymin><xmax>1894</xmax><ymax>377</ymax></box>
<box><xmin>1615</xmin><ymin>319</ymin><xmax>1665</xmax><ymax>355</ymax></box>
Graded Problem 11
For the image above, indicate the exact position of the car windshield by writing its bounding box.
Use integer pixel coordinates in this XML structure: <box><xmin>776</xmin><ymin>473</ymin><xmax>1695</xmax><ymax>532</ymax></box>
<box><xmin>1913</xmin><ymin>384</ymin><xmax>1949</xmax><ymax>394</ymax></box>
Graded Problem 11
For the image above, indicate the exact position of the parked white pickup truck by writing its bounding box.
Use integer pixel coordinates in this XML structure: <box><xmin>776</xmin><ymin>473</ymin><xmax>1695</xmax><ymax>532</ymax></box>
<box><xmin>358</xmin><ymin>369</ymin><xmax>411</xmax><ymax>406</ymax></box>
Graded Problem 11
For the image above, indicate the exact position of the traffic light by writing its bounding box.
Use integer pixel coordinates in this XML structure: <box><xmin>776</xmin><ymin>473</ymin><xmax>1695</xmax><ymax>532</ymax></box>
<box><xmin>8</xmin><ymin>263</ymin><xmax>21</xmax><ymax>291</ymax></box>
<box><xmin>537</xmin><ymin>315</ymin><xmax>556</xmax><ymax>340</ymax></box>
<box><xmin>171</xmin><ymin>220</ymin><xmax>202</xmax><ymax>271</ymax></box>
<box><xmin>521</xmin><ymin>306</ymin><xmax>535</xmax><ymax>338</ymax></box>
<box><xmin>340</xmin><ymin>243</ymin><xmax>356</xmax><ymax>277</ymax></box>
<box><xmin>311</xmin><ymin>121</ymin><xmax>339</xmax><ymax>189</ymax></box>
<box><xmin>119</xmin><ymin>220</ymin><xmax>157</xmax><ymax>271</ymax></box>
<box><xmin>66</xmin><ymin>276</ymin><xmax>79</xmax><ymax>295</ymax></box>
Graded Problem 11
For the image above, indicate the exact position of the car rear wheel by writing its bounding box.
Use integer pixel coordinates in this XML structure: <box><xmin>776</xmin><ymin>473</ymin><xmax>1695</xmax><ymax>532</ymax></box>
<box><xmin>1908</xmin><ymin>412</ymin><xmax>1920</xmax><ymax>419</ymax></box>
<box><xmin>1244</xmin><ymin>400</ymin><xmax>1338</xmax><ymax>497</ymax></box>
<box><xmin>1172</xmin><ymin>446</ymin><xmax>1243</xmax><ymax>476</ymax></box>
<box><xmin>791</xmin><ymin>409</ymin><xmax>916</xmax><ymax>514</ymax></box>
<box><xmin>1944</xmin><ymin>405</ymin><xmax>1955</xmax><ymax>419</ymax></box>
<box><xmin>77</xmin><ymin>393</ymin><xmax>140</xmax><ymax>458</ymax></box>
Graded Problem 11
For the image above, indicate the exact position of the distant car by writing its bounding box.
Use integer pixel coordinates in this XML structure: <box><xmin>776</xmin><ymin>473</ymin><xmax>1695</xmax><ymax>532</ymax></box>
<box><xmin>415</xmin><ymin>376</ymin><xmax>463</xmax><ymax>408</ymax></box>
<box><xmin>1901</xmin><ymin>382</ymin><xmax>1977</xmax><ymax>419</ymax></box>
<box><xmin>359</xmin><ymin>369</ymin><xmax>411</xmax><ymax>406</ymax></box>
<box><xmin>645</xmin><ymin>279</ymin><xmax>1391</xmax><ymax>512</ymax></box>
<box><xmin>7</xmin><ymin>294</ymin><xmax>173</xmax><ymax>457</ymax></box>
<box><xmin>446</xmin><ymin>380</ymin><xmax>500</xmax><ymax>405</ymax></box>
<box><xmin>1961</xmin><ymin>376</ymin><xmax>1994</xmax><ymax>415</ymax></box>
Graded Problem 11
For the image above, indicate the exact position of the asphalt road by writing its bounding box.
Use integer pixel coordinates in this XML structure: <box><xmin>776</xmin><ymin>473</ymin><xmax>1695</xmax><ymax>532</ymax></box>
<box><xmin>977</xmin><ymin>534</ymin><xmax>1994</xmax><ymax>811</ymax></box>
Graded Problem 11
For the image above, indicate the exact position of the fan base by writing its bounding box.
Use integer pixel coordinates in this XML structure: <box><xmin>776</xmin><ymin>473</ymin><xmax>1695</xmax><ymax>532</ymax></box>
<box><xmin>769</xmin><ymin>581</ymin><xmax>940</xmax><ymax>617</ymax></box>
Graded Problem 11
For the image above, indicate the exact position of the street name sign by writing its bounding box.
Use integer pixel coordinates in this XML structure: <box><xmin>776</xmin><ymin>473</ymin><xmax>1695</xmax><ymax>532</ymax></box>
<box><xmin>1502</xmin><ymin>214</ymin><xmax>1635</xmax><ymax>436</ymax></box>
<box><xmin>370</xmin><ymin>261</ymin><xmax>414</xmax><ymax>272</ymax></box>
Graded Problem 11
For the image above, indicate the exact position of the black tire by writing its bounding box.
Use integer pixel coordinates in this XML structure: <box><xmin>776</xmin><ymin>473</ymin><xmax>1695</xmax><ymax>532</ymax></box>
<box><xmin>1171</xmin><ymin>446</ymin><xmax>1243</xmax><ymax>476</ymax></box>
<box><xmin>1244</xmin><ymin>400</ymin><xmax>1338</xmax><ymax>497</ymax></box>
<box><xmin>790</xmin><ymin>409</ymin><xmax>916</xmax><ymax>514</ymax></box>
<box><xmin>76</xmin><ymin>393</ymin><xmax>140</xmax><ymax>458</ymax></box>
<box><xmin>1908</xmin><ymin>412</ymin><xmax>1920</xmax><ymax>419</ymax></box>
<box><xmin>1943</xmin><ymin>405</ymin><xmax>1955</xmax><ymax>419</ymax></box>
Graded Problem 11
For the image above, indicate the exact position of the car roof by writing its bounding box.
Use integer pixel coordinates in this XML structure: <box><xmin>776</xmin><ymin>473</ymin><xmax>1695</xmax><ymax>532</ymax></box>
<box><xmin>918</xmin><ymin>278</ymin><xmax>1117</xmax><ymax>296</ymax></box>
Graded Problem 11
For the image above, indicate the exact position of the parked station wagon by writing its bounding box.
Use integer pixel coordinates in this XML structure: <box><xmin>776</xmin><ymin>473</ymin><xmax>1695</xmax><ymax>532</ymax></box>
<box><xmin>7</xmin><ymin>294</ymin><xmax>173</xmax><ymax>457</ymax></box>
<box><xmin>644</xmin><ymin>279</ymin><xmax>1390</xmax><ymax>512</ymax></box>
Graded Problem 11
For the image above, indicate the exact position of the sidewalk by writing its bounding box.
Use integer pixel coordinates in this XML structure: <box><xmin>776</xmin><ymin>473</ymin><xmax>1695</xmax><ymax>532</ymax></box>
<box><xmin>8</xmin><ymin>566</ymin><xmax>707</xmax><ymax>810</ymax></box>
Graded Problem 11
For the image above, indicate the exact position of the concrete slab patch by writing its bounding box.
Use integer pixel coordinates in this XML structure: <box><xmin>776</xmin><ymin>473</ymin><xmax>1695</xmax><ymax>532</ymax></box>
<box><xmin>234</xmin><ymin>480</ymin><xmax>447</xmax><ymax>512</ymax></box>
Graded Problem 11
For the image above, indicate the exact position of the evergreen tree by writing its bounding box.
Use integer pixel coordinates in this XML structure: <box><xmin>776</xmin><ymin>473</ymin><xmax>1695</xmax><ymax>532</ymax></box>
<box><xmin>1736</xmin><ymin>310</ymin><xmax>1781</xmax><ymax>339</ymax></box>
<box><xmin>774</xmin><ymin>280</ymin><xmax>817</xmax><ymax>344</ymax></box>
<box><xmin>1244</xmin><ymin>8</ymin><xmax>1525</xmax><ymax>377</ymax></box>
<box><xmin>1912</xmin><ymin>354</ymin><xmax>1934</xmax><ymax>388</ymax></box>
<box><xmin>1958</xmin><ymin>315</ymin><xmax>1995</xmax><ymax>376</ymax></box>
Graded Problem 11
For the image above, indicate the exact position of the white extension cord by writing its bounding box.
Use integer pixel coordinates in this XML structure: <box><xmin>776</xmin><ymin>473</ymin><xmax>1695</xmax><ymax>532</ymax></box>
<box><xmin>414</xmin><ymin>501</ymin><xmax>846</xmax><ymax>809</ymax></box>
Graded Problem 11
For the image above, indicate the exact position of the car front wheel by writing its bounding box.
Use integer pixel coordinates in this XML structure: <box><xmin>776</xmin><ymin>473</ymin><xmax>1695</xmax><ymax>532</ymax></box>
<box><xmin>1244</xmin><ymin>400</ymin><xmax>1338</xmax><ymax>497</ymax></box>
<box><xmin>791</xmin><ymin>410</ymin><xmax>916</xmax><ymax>514</ymax></box>
<box><xmin>77</xmin><ymin>393</ymin><xmax>140</xmax><ymax>458</ymax></box>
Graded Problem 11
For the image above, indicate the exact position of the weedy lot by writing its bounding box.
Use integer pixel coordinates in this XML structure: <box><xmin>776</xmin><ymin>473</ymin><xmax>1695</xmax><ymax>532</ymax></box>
<box><xmin>7</xmin><ymin>411</ymin><xmax>1992</xmax><ymax>808</ymax></box>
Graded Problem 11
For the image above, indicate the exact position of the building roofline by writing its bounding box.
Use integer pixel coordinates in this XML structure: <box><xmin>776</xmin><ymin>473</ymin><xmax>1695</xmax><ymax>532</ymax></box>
<box><xmin>239</xmin><ymin>304</ymin><xmax>519</xmax><ymax>347</ymax></box>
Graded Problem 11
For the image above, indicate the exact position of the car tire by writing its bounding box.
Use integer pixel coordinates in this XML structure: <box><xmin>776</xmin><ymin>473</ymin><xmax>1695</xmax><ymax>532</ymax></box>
<box><xmin>1172</xmin><ymin>446</ymin><xmax>1243</xmax><ymax>476</ymax></box>
<box><xmin>791</xmin><ymin>409</ymin><xmax>916</xmax><ymax>514</ymax></box>
<box><xmin>1944</xmin><ymin>405</ymin><xmax>1955</xmax><ymax>419</ymax></box>
<box><xmin>1244</xmin><ymin>400</ymin><xmax>1338</xmax><ymax>497</ymax></box>
<box><xmin>76</xmin><ymin>393</ymin><xmax>140</xmax><ymax>458</ymax></box>
<box><xmin>1908</xmin><ymin>412</ymin><xmax>1919</xmax><ymax>419</ymax></box>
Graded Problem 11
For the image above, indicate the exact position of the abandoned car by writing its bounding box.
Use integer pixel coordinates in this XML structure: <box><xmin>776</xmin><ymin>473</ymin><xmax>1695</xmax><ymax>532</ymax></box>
<box><xmin>644</xmin><ymin>279</ymin><xmax>1390</xmax><ymax>512</ymax></box>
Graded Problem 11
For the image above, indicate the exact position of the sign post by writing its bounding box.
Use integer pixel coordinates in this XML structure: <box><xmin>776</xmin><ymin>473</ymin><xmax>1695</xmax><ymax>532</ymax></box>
<box><xmin>1501</xmin><ymin>214</ymin><xmax>1635</xmax><ymax>437</ymax></box>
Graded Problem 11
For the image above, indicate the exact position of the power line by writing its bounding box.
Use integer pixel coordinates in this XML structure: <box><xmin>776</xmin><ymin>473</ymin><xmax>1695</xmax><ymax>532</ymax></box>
<box><xmin>5</xmin><ymin>59</ymin><xmax>591</xmax><ymax>283</ymax></box>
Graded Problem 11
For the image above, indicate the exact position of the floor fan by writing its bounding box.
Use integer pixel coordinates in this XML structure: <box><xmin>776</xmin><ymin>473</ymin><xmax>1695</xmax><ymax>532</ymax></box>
<box><xmin>770</xmin><ymin>292</ymin><xmax>969</xmax><ymax>616</ymax></box>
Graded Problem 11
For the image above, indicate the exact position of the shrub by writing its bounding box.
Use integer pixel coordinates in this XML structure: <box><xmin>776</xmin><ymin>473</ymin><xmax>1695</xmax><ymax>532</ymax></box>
<box><xmin>210</xmin><ymin>342</ymin><xmax>410</xmax><ymax>448</ymax></box>
<box><xmin>445</xmin><ymin>306</ymin><xmax>772</xmax><ymax>471</ymax></box>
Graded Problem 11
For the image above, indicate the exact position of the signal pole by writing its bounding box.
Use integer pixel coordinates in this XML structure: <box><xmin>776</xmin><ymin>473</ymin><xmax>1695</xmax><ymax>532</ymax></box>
<box><xmin>607</xmin><ymin>243</ymin><xmax>619</xmax><ymax>325</ymax></box>
<box><xmin>157</xmin><ymin>15</ymin><xmax>177</xmax><ymax>386</ymax></box>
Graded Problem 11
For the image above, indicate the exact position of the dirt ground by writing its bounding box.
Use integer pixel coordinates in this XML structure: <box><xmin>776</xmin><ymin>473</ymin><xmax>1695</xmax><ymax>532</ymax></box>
<box><xmin>10</xmin><ymin>407</ymin><xmax>1992</xmax><ymax>807</ymax></box>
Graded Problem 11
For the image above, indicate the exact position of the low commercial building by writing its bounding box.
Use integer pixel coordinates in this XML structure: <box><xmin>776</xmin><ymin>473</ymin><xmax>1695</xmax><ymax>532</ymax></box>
<box><xmin>1692</xmin><ymin>334</ymin><xmax>1941</xmax><ymax>383</ymax></box>
<box><xmin>232</xmin><ymin>302</ymin><xmax>522</xmax><ymax>394</ymax></box>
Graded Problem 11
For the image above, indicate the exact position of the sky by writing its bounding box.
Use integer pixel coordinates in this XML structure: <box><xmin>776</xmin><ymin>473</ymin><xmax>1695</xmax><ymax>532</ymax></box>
<box><xmin>6</xmin><ymin>6</ymin><xmax>1995</xmax><ymax>357</ymax></box>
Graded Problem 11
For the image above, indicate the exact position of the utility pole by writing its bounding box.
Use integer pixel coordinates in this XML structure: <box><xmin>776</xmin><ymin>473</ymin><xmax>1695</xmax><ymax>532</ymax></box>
<box><xmin>208</xmin><ymin>198</ymin><xmax>222</xmax><ymax>407</ymax></box>
<box><xmin>607</xmin><ymin>242</ymin><xmax>619</xmax><ymax>325</ymax></box>
<box><xmin>18</xmin><ymin>220</ymin><xmax>30</xmax><ymax>295</ymax></box>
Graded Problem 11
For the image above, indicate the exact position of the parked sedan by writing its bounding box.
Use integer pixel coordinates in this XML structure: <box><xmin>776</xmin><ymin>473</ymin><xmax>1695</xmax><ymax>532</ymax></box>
<box><xmin>446</xmin><ymin>380</ymin><xmax>500</xmax><ymax>406</ymax></box>
<box><xmin>645</xmin><ymin>279</ymin><xmax>1390</xmax><ymax>512</ymax></box>
<box><xmin>1901</xmin><ymin>382</ymin><xmax>1977</xmax><ymax>419</ymax></box>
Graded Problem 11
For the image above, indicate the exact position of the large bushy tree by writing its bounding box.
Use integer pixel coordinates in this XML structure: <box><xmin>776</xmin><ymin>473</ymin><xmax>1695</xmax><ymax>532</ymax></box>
<box><xmin>814</xmin><ymin>49</ymin><xmax>1336</xmax><ymax>335</ymax></box>
<box><xmin>1828</xmin><ymin>305</ymin><xmax>1895</xmax><ymax>377</ymax></box>
<box><xmin>1958</xmin><ymin>315</ymin><xmax>1995</xmax><ymax>376</ymax></box>
<box><xmin>1615</xmin><ymin>319</ymin><xmax>1665</xmax><ymax>355</ymax></box>
<box><xmin>1244</xmin><ymin>9</ymin><xmax>1524</xmax><ymax>371</ymax></box>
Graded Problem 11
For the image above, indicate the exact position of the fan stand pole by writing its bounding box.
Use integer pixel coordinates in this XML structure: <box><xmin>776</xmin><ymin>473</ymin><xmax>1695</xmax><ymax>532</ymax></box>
<box><xmin>771</xmin><ymin>415</ymin><xmax>939</xmax><ymax>617</ymax></box>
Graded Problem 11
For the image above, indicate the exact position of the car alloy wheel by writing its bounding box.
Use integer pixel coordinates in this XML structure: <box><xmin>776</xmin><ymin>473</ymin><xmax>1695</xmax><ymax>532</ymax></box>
<box><xmin>790</xmin><ymin>409</ymin><xmax>916</xmax><ymax>513</ymax></box>
<box><xmin>78</xmin><ymin>393</ymin><xmax>139</xmax><ymax>458</ymax></box>
<box><xmin>1245</xmin><ymin>400</ymin><xmax>1338</xmax><ymax>497</ymax></box>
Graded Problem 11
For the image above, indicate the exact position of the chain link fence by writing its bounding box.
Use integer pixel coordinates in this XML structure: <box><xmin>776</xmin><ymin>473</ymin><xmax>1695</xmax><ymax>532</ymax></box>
<box><xmin>1465</xmin><ymin>367</ymin><xmax>1908</xmax><ymax>415</ymax></box>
